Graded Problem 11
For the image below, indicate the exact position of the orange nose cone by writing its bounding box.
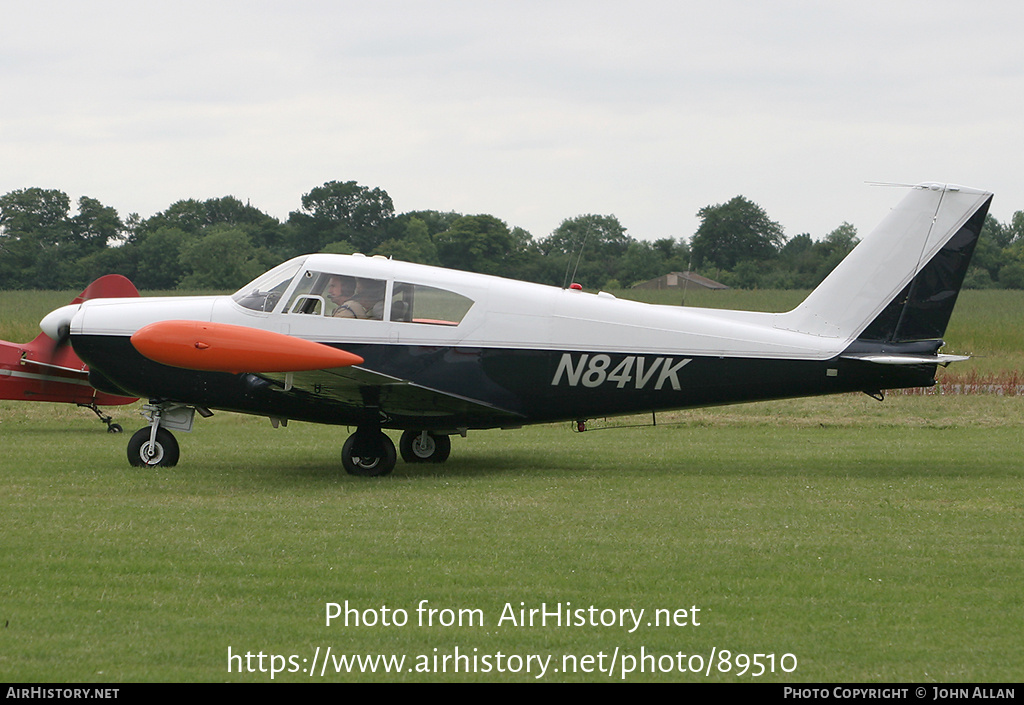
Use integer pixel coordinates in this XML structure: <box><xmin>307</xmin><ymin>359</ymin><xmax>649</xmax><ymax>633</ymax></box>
<box><xmin>130</xmin><ymin>320</ymin><xmax>363</xmax><ymax>373</ymax></box>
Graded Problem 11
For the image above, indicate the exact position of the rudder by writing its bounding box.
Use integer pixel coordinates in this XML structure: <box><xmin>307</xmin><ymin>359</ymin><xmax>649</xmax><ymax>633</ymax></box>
<box><xmin>778</xmin><ymin>183</ymin><xmax>992</xmax><ymax>346</ymax></box>
<box><xmin>857</xmin><ymin>192</ymin><xmax>990</xmax><ymax>343</ymax></box>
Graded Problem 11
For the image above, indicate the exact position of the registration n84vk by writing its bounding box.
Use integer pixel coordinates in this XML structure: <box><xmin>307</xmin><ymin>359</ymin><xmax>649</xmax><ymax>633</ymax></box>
<box><xmin>551</xmin><ymin>354</ymin><xmax>692</xmax><ymax>391</ymax></box>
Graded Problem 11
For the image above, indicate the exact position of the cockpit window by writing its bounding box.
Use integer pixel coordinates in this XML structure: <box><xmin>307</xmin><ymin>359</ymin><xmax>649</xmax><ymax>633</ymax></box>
<box><xmin>232</xmin><ymin>259</ymin><xmax>304</xmax><ymax>312</ymax></box>
<box><xmin>286</xmin><ymin>271</ymin><xmax>387</xmax><ymax>320</ymax></box>
<box><xmin>390</xmin><ymin>282</ymin><xmax>474</xmax><ymax>326</ymax></box>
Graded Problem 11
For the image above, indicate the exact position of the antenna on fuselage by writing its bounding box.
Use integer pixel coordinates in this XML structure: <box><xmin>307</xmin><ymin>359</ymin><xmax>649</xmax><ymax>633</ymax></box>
<box><xmin>680</xmin><ymin>252</ymin><xmax>694</xmax><ymax>307</ymax></box>
<box><xmin>562</xmin><ymin>222</ymin><xmax>593</xmax><ymax>289</ymax></box>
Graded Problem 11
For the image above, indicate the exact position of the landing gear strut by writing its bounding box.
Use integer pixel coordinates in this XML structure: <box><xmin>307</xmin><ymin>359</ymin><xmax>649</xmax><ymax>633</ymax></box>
<box><xmin>126</xmin><ymin>402</ymin><xmax>199</xmax><ymax>468</ymax></box>
<box><xmin>127</xmin><ymin>426</ymin><xmax>179</xmax><ymax>467</ymax></box>
<box><xmin>78</xmin><ymin>401</ymin><xmax>123</xmax><ymax>433</ymax></box>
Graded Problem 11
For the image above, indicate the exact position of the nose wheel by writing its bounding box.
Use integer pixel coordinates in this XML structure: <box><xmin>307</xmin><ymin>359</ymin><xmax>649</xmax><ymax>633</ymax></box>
<box><xmin>125</xmin><ymin>402</ymin><xmax>197</xmax><ymax>468</ymax></box>
<box><xmin>127</xmin><ymin>427</ymin><xmax>179</xmax><ymax>467</ymax></box>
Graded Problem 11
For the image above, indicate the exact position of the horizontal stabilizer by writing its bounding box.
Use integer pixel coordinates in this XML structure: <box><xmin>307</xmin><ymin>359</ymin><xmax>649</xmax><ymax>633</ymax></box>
<box><xmin>840</xmin><ymin>353</ymin><xmax>970</xmax><ymax>367</ymax></box>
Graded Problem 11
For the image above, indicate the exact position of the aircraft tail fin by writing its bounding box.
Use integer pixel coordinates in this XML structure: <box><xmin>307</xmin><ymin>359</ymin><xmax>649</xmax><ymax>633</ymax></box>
<box><xmin>778</xmin><ymin>184</ymin><xmax>991</xmax><ymax>346</ymax></box>
<box><xmin>70</xmin><ymin>273</ymin><xmax>139</xmax><ymax>304</ymax></box>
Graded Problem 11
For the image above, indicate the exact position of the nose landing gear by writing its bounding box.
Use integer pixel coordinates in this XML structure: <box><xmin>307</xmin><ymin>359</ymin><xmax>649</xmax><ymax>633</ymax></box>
<box><xmin>126</xmin><ymin>402</ymin><xmax>201</xmax><ymax>468</ymax></box>
<box><xmin>127</xmin><ymin>426</ymin><xmax>179</xmax><ymax>467</ymax></box>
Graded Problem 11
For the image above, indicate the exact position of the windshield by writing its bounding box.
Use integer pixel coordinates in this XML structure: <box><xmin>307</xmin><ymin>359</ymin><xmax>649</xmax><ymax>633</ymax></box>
<box><xmin>231</xmin><ymin>258</ymin><xmax>305</xmax><ymax>312</ymax></box>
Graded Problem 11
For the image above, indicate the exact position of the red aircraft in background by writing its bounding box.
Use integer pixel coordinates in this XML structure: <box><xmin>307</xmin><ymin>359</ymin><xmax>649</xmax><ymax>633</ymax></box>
<box><xmin>0</xmin><ymin>274</ymin><xmax>139</xmax><ymax>431</ymax></box>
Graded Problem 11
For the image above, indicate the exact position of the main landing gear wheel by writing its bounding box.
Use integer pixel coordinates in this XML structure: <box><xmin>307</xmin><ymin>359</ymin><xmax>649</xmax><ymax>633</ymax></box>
<box><xmin>127</xmin><ymin>427</ymin><xmax>180</xmax><ymax>468</ymax></box>
<box><xmin>399</xmin><ymin>430</ymin><xmax>452</xmax><ymax>463</ymax></box>
<box><xmin>342</xmin><ymin>432</ymin><xmax>397</xmax><ymax>477</ymax></box>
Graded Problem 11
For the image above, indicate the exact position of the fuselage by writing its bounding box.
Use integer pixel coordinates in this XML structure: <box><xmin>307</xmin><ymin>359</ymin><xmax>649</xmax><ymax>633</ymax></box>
<box><xmin>64</xmin><ymin>253</ymin><xmax>935</xmax><ymax>432</ymax></box>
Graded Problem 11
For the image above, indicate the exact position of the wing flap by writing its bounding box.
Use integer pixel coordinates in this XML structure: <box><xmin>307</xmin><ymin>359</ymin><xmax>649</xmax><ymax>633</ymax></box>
<box><xmin>260</xmin><ymin>366</ymin><xmax>525</xmax><ymax>421</ymax></box>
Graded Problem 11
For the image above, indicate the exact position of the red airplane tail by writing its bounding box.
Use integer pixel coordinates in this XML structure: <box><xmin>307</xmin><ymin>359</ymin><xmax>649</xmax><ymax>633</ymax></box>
<box><xmin>69</xmin><ymin>273</ymin><xmax>138</xmax><ymax>304</ymax></box>
<box><xmin>1</xmin><ymin>275</ymin><xmax>140</xmax><ymax>412</ymax></box>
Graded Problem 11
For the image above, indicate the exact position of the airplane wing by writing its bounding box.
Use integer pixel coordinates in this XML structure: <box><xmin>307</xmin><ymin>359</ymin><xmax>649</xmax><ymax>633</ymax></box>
<box><xmin>258</xmin><ymin>365</ymin><xmax>527</xmax><ymax>425</ymax></box>
<box><xmin>0</xmin><ymin>343</ymin><xmax>135</xmax><ymax>405</ymax></box>
<box><xmin>127</xmin><ymin>320</ymin><xmax>524</xmax><ymax>426</ymax></box>
<box><xmin>0</xmin><ymin>353</ymin><xmax>90</xmax><ymax>392</ymax></box>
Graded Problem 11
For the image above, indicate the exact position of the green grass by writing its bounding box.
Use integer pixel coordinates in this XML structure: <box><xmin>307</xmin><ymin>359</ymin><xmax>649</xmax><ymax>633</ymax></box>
<box><xmin>2</xmin><ymin>395</ymin><xmax>1022</xmax><ymax>682</ymax></box>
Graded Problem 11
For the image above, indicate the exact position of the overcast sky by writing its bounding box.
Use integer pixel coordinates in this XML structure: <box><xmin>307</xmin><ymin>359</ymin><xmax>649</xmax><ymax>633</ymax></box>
<box><xmin>3</xmin><ymin>0</ymin><xmax>1023</xmax><ymax>246</ymax></box>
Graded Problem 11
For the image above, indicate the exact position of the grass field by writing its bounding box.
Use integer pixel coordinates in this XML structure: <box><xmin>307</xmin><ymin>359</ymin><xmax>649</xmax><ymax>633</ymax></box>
<box><xmin>1</xmin><ymin>287</ymin><xmax>1022</xmax><ymax>682</ymax></box>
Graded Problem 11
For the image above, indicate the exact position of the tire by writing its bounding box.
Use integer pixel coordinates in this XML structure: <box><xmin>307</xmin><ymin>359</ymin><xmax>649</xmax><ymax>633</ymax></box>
<box><xmin>127</xmin><ymin>427</ymin><xmax>180</xmax><ymax>468</ymax></box>
<box><xmin>399</xmin><ymin>430</ymin><xmax>451</xmax><ymax>463</ymax></box>
<box><xmin>342</xmin><ymin>432</ymin><xmax>396</xmax><ymax>477</ymax></box>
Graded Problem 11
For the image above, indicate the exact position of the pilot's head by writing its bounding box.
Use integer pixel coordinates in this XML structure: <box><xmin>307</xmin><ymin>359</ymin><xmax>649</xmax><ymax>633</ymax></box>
<box><xmin>326</xmin><ymin>275</ymin><xmax>354</xmax><ymax>305</ymax></box>
<box><xmin>354</xmin><ymin>278</ymin><xmax>386</xmax><ymax>301</ymax></box>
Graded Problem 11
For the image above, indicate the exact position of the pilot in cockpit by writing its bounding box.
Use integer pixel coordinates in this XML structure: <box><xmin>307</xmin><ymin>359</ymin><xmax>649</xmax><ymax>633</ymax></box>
<box><xmin>325</xmin><ymin>275</ymin><xmax>356</xmax><ymax>315</ymax></box>
<box><xmin>329</xmin><ymin>276</ymin><xmax>385</xmax><ymax>320</ymax></box>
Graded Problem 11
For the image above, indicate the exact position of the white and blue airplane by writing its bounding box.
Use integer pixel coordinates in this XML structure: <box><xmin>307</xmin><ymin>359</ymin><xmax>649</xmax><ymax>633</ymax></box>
<box><xmin>40</xmin><ymin>183</ymin><xmax>991</xmax><ymax>476</ymax></box>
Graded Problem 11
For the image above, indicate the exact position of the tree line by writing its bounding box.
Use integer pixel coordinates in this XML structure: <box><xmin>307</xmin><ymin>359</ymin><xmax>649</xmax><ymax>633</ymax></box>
<box><xmin>2</xmin><ymin>180</ymin><xmax>1023</xmax><ymax>292</ymax></box>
